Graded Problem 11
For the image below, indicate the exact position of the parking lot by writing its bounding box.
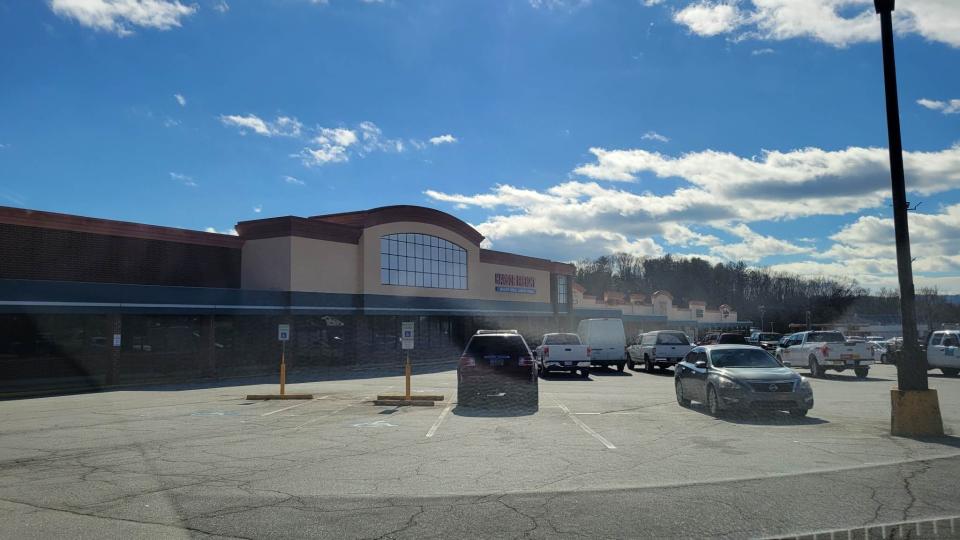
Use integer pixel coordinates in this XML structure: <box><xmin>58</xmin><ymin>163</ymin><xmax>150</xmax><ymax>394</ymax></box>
<box><xmin>2</xmin><ymin>363</ymin><xmax>960</xmax><ymax>538</ymax></box>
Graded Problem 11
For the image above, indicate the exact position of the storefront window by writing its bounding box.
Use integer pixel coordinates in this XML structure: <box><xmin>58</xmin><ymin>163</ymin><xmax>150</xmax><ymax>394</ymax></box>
<box><xmin>380</xmin><ymin>233</ymin><xmax>467</xmax><ymax>290</ymax></box>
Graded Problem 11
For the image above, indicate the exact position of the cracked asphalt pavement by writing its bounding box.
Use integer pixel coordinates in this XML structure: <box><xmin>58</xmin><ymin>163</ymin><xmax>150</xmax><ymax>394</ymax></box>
<box><xmin>1</xmin><ymin>363</ymin><xmax>959</xmax><ymax>538</ymax></box>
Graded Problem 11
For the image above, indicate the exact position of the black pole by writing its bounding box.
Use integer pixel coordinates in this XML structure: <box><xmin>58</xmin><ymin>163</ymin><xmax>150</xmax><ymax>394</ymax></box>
<box><xmin>874</xmin><ymin>0</ymin><xmax>926</xmax><ymax>391</ymax></box>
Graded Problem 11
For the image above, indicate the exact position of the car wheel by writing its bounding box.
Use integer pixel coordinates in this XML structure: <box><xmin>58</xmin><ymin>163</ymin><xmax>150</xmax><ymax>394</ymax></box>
<box><xmin>645</xmin><ymin>356</ymin><xmax>654</xmax><ymax>373</ymax></box>
<box><xmin>580</xmin><ymin>368</ymin><xmax>590</xmax><ymax>379</ymax></box>
<box><xmin>809</xmin><ymin>356</ymin><xmax>823</xmax><ymax>378</ymax></box>
<box><xmin>789</xmin><ymin>408</ymin><xmax>808</xmax><ymax>417</ymax></box>
<box><xmin>942</xmin><ymin>368</ymin><xmax>960</xmax><ymax>377</ymax></box>
<box><xmin>675</xmin><ymin>380</ymin><xmax>690</xmax><ymax>407</ymax></box>
<box><xmin>706</xmin><ymin>386</ymin><xmax>721</xmax><ymax>417</ymax></box>
<box><xmin>627</xmin><ymin>356</ymin><xmax>636</xmax><ymax>370</ymax></box>
<box><xmin>854</xmin><ymin>367</ymin><xmax>869</xmax><ymax>379</ymax></box>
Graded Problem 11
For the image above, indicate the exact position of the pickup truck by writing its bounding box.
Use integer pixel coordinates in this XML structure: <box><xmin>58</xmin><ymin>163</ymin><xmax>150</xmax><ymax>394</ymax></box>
<box><xmin>627</xmin><ymin>330</ymin><xmax>692</xmax><ymax>372</ymax></box>
<box><xmin>534</xmin><ymin>333</ymin><xmax>591</xmax><ymax>378</ymax></box>
<box><xmin>924</xmin><ymin>330</ymin><xmax>960</xmax><ymax>377</ymax></box>
<box><xmin>776</xmin><ymin>330</ymin><xmax>873</xmax><ymax>378</ymax></box>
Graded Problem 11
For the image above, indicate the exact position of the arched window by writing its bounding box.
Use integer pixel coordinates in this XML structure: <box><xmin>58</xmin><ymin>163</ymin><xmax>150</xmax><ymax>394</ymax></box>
<box><xmin>379</xmin><ymin>233</ymin><xmax>468</xmax><ymax>289</ymax></box>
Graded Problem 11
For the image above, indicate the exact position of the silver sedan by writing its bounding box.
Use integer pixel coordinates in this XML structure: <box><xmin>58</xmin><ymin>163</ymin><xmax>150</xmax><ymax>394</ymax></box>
<box><xmin>675</xmin><ymin>345</ymin><xmax>814</xmax><ymax>417</ymax></box>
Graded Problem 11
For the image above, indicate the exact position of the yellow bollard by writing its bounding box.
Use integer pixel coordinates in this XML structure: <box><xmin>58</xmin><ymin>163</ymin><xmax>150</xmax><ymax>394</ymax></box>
<box><xmin>280</xmin><ymin>345</ymin><xmax>286</xmax><ymax>397</ymax></box>
<box><xmin>405</xmin><ymin>353</ymin><xmax>411</xmax><ymax>400</ymax></box>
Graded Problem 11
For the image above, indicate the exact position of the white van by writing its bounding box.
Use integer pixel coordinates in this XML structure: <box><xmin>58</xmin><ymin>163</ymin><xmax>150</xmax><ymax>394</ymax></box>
<box><xmin>576</xmin><ymin>318</ymin><xmax>627</xmax><ymax>371</ymax></box>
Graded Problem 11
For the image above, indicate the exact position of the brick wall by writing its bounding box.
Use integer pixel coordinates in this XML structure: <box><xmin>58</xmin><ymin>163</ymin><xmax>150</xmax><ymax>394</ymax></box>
<box><xmin>0</xmin><ymin>223</ymin><xmax>241</xmax><ymax>288</ymax></box>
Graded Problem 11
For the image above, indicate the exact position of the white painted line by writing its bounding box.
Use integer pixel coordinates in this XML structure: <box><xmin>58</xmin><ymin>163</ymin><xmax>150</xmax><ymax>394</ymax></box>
<box><xmin>550</xmin><ymin>394</ymin><xmax>616</xmax><ymax>450</ymax></box>
<box><xmin>426</xmin><ymin>403</ymin><xmax>454</xmax><ymax>438</ymax></box>
<box><xmin>574</xmin><ymin>412</ymin><xmax>601</xmax><ymax>415</ymax></box>
<box><xmin>260</xmin><ymin>395</ymin><xmax>328</xmax><ymax>417</ymax></box>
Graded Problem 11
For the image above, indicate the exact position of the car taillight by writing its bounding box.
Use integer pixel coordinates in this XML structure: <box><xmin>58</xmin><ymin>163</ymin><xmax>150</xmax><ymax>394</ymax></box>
<box><xmin>821</xmin><ymin>345</ymin><xmax>830</xmax><ymax>356</ymax></box>
<box><xmin>459</xmin><ymin>355</ymin><xmax>476</xmax><ymax>368</ymax></box>
<box><xmin>518</xmin><ymin>356</ymin><xmax>534</xmax><ymax>366</ymax></box>
<box><xmin>543</xmin><ymin>346</ymin><xmax>549</xmax><ymax>358</ymax></box>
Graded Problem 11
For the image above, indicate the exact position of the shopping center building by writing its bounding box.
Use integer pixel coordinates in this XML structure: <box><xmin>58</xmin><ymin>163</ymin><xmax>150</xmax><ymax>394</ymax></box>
<box><xmin>0</xmin><ymin>204</ymin><xmax>742</xmax><ymax>393</ymax></box>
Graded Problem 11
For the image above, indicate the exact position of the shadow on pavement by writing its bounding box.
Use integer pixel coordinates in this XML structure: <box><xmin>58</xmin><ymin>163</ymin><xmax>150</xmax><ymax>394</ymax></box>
<box><xmin>632</xmin><ymin>368</ymin><xmax>675</xmax><ymax>377</ymax></box>
<box><xmin>589</xmin><ymin>367</ymin><xmax>632</xmax><ymax>377</ymax></box>
<box><xmin>813</xmin><ymin>373</ymin><xmax>892</xmax><ymax>383</ymax></box>
<box><xmin>452</xmin><ymin>402</ymin><xmax>538</xmax><ymax>417</ymax></box>
<box><xmin>685</xmin><ymin>403</ymin><xmax>829</xmax><ymax>426</ymax></box>
<box><xmin>539</xmin><ymin>372</ymin><xmax>593</xmax><ymax>382</ymax></box>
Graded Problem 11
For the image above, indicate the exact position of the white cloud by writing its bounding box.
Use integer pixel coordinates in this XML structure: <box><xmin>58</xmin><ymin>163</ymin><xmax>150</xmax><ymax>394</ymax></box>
<box><xmin>751</xmin><ymin>47</ymin><xmax>775</xmax><ymax>55</ymax></box>
<box><xmin>654</xmin><ymin>0</ymin><xmax>960</xmax><ymax>48</ymax></box>
<box><xmin>213</xmin><ymin>0</ymin><xmax>229</xmax><ymax>13</ymax></box>
<box><xmin>219</xmin><ymin>114</ymin><xmax>302</xmax><ymax>137</ymax></box>
<box><xmin>253</xmin><ymin>204</ymin><xmax>262</xmax><ymax>213</ymax></box>
<box><xmin>429</xmin><ymin>134</ymin><xmax>458</xmax><ymax>146</ymax></box>
<box><xmin>528</xmin><ymin>0</ymin><xmax>591</xmax><ymax>10</ymax></box>
<box><xmin>204</xmin><ymin>226</ymin><xmax>238</xmax><ymax>235</ymax></box>
<box><xmin>169</xmin><ymin>171</ymin><xmax>197</xmax><ymax>187</ymax></box>
<box><xmin>673</xmin><ymin>1</ymin><xmax>744</xmax><ymax>37</ymax></box>
<box><xmin>710</xmin><ymin>223</ymin><xmax>813</xmax><ymax>263</ymax></box>
<box><xmin>641</xmin><ymin>131</ymin><xmax>669</xmax><ymax>143</ymax></box>
<box><xmin>283</xmin><ymin>175</ymin><xmax>305</xmax><ymax>186</ymax></box>
<box><xmin>162</xmin><ymin>116</ymin><xmax>180</xmax><ymax>127</ymax></box>
<box><xmin>425</xmin><ymin>141</ymin><xmax>960</xmax><ymax>290</ymax></box>
<box><xmin>300</xmin><ymin>127</ymin><xmax>357</xmax><ymax>166</ymax></box>
<box><xmin>917</xmin><ymin>98</ymin><xmax>960</xmax><ymax>114</ymax></box>
<box><xmin>174</xmin><ymin>93</ymin><xmax>186</xmax><ymax>107</ymax></box>
<box><xmin>50</xmin><ymin>0</ymin><xmax>197</xmax><ymax>37</ymax></box>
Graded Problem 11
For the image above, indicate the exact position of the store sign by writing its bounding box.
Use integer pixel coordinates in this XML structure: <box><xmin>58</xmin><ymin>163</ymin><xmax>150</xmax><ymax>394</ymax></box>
<box><xmin>495</xmin><ymin>273</ymin><xmax>536</xmax><ymax>294</ymax></box>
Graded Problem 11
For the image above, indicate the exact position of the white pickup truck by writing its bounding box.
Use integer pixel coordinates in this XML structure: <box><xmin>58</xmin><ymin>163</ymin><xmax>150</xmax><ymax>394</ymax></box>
<box><xmin>776</xmin><ymin>330</ymin><xmax>873</xmax><ymax>378</ymax></box>
<box><xmin>924</xmin><ymin>330</ymin><xmax>960</xmax><ymax>377</ymax></box>
<box><xmin>534</xmin><ymin>333</ymin><xmax>591</xmax><ymax>378</ymax></box>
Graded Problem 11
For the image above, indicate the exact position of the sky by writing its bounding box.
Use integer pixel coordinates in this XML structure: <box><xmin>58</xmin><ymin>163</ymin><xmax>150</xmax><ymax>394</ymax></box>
<box><xmin>1</xmin><ymin>0</ymin><xmax>959</xmax><ymax>292</ymax></box>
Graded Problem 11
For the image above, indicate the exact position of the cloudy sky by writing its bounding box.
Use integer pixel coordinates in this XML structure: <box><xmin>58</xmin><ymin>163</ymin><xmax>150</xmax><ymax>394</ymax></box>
<box><xmin>1</xmin><ymin>0</ymin><xmax>958</xmax><ymax>291</ymax></box>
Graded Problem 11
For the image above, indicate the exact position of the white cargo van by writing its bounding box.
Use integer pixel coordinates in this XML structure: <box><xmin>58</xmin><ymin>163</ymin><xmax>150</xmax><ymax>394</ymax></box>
<box><xmin>576</xmin><ymin>318</ymin><xmax>627</xmax><ymax>371</ymax></box>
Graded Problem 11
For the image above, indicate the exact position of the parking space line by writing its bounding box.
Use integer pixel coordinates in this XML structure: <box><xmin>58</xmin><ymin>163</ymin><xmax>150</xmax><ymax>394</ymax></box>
<box><xmin>261</xmin><ymin>395</ymin><xmax>329</xmax><ymax>417</ymax></box>
<box><xmin>426</xmin><ymin>402</ymin><xmax>454</xmax><ymax>438</ymax></box>
<box><xmin>549</xmin><ymin>394</ymin><xmax>616</xmax><ymax>450</ymax></box>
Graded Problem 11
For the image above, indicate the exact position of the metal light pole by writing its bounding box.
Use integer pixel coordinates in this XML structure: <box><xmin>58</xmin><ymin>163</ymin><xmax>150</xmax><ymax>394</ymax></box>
<box><xmin>873</xmin><ymin>0</ymin><xmax>943</xmax><ymax>436</ymax></box>
<box><xmin>759</xmin><ymin>305</ymin><xmax>765</xmax><ymax>333</ymax></box>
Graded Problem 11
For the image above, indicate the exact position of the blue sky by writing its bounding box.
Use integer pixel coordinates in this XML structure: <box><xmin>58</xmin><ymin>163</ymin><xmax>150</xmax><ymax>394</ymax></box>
<box><xmin>1</xmin><ymin>0</ymin><xmax>959</xmax><ymax>291</ymax></box>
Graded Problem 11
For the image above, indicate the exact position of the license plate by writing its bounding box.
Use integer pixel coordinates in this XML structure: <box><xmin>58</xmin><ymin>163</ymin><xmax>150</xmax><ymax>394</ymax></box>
<box><xmin>564</xmin><ymin>361</ymin><xmax>572</xmax><ymax>366</ymax></box>
<box><xmin>846</xmin><ymin>360</ymin><xmax>856</xmax><ymax>366</ymax></box>
<box><xmin>840</xmin><ymin>354</ymin><xmax>858</xmax><ymax>360</ymax></box>
<box><xmin>489</xmin><ymin>358</ymin><xmax>504</xmax><ymax>367</ymax></box>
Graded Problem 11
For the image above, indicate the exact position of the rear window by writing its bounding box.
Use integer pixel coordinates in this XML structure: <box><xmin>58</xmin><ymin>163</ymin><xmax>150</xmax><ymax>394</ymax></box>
<box><xmin>656</xmin><ymin>333</ymin><xmax>689</xmax><ymax>345</ymax></box>
<box><xmin>758</xmin><ymin>333</ymin><xmax>781</xmax><ymax>341</ymax></box>
<box><xmin>809</xmin><ymin>332</ymin><xmax>845</xmax><ymax>343</ymax></box>
<box><xmin>717</xmin><ymin>334</ymin><xmax>747</xmax><ymax>344</ymax></box>
<box><xmin>465</xmin><ymin>335</ymin><xmax>530</xmax><ymax>358</ymax></box>
<box><xmin>544</xmin><ymin>334</ymin><xmax>581</xmax><ymax>345</ymax></box>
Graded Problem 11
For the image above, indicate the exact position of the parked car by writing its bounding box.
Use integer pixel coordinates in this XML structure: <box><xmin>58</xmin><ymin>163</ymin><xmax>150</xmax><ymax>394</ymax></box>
<box><xmin>697</xmin><ymin>333</ymin><xmax>720</xmax><ymax>345</ymax></box>
<box><xmin>534</xmin><ymin>333</ymin><xmax>591</xmax><ymax>378</ymax></box>
<box><xmin>577</xmin><ymin>318</ymin><xmax>627</xmax><ymax>372</ymax></box>
<box><xmin>866</xmin><ymin>339</ymin><xmax>888</xmax><ymax>364</ymax></box>
<box><xmin>675</xmin><ymin>345</ymin><xmax>813</xmax><ymax>417</ymax></box>
<box><xmin>627</xmin><ymin>330</ymin><xmax>692</xmax><ymax>372</ymax></box>
<box><xmin>775</xmin><ymin>330</ymin><xmax>873</xmax><ymax>378</ymax></box>
<box><xmin>924</xmin><ymin>330</ymin><xmax>960</xmax><ymax>377</ymax></box>
<box><xmin>457</xmin><ymin>330</ymin><xmax>538</xmax><ymax>407</ymax></box>
<box><xmin>748</xmin><ymin>332</ymin><xmax>783</xmax><ymax>352</ymax></box>
<box><xmin>717</xmin><ymin>333</ymin><xmax>749</xmax><ymax>345</ymax></box>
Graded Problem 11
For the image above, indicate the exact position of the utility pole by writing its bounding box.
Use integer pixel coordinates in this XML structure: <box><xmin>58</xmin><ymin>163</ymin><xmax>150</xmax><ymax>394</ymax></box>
<box><xmin>873</xmin><ymin>0</ymin><xmax>942</xmax><ymax>436</ymax></box>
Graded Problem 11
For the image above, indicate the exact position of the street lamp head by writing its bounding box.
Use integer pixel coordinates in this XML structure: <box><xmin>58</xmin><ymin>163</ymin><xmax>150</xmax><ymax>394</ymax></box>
<box><xmin>874</xmin><ymin>0</ymin><xmax>894</xmax><ymax>13</ymax></box>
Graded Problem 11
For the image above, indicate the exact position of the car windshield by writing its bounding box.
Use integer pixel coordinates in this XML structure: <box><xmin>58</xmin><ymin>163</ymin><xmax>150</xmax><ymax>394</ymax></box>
<box><xmin>656</xmin><ymin>333</ymin><xmax>689</xmax><ymax>345</ymax></box>
<box><xmin>710</xmin><ymin>349</ymin><xmax>781</xmax><ymax>368</ymax></box>
<box><xmin>544</xmin><ymin>334</ymin><xmax>581</xmax><ymax>345</ymax></box>
<box><xmin>809</xmin><ymin>332</ymin><xmax>846</xmax><ymax>343</ymax></box>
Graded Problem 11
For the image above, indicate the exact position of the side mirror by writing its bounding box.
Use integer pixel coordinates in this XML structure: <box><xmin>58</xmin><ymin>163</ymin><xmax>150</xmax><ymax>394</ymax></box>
<box><xmin>694</xmin><ymin>360</ymin><xmax>707</xmax><ymax>369</ymax></box>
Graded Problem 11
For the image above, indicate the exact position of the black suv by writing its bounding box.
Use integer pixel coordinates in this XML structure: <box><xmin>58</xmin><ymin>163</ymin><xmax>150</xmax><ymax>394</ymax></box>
<box><xmin>457</xmin><ymin>330</ymin><xmax>538</xmax><ymax>408</ymax></box>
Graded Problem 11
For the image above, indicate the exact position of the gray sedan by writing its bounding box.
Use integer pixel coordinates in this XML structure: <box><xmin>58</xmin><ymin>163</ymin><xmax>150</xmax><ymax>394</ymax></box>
<box><xmin>675</xmin><ymin>345</ymin><xmax>814</xmax><ymax>417</ymax></box>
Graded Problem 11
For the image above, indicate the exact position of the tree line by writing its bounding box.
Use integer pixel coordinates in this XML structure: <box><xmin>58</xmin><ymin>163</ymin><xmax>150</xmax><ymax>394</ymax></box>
<box><xmin>574</xmin><ymin>253</ymin><xmax>960</xmax><ymax>334</ymax></box>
